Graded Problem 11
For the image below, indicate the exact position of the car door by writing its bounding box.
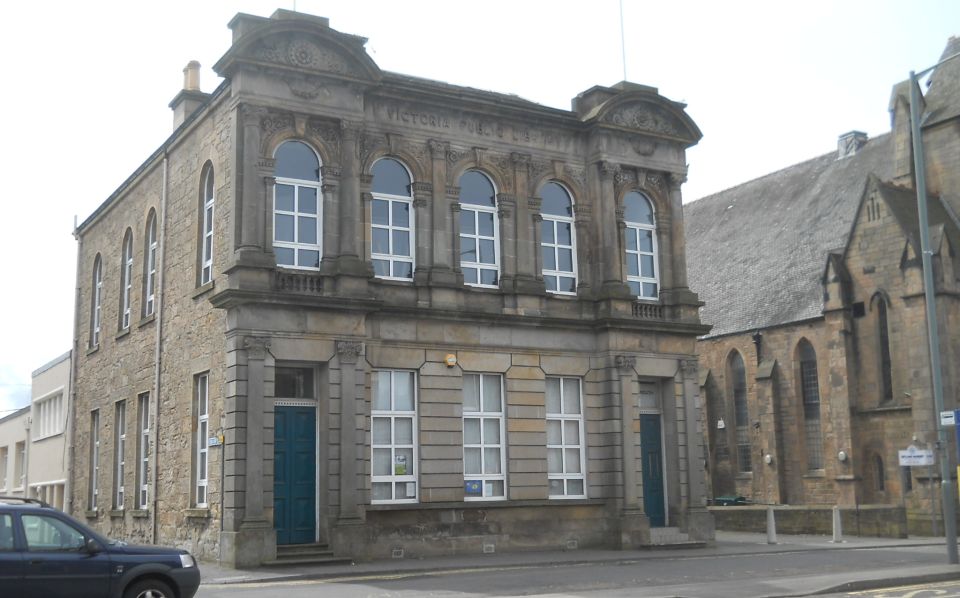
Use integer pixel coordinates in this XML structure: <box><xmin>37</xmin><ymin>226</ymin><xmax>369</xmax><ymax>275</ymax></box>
<box><xmin>0</xmin><ymin>513</ymin><xmax>23</xmax><ymax>597</ymax></box>
<box><xmin>19</xmin><ymin>512</ymin><xmax>111</xmax><ymax>598</ymax></box>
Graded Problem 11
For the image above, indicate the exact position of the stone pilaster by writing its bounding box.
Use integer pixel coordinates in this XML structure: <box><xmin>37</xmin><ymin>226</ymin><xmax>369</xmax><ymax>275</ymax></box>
<box><xmin>412</xmin><ymin>182</ymin><xmax>433</xmax><ymax>285</ymax></box>
<box><xmin>598</xmin><ymin>162</ymin><xmax>632</xmax><ymax>299</ymax></box>
<box><xmin>233</xmin><ymin>104</ymin><xmax>275</xmax><ymax>269</ymax></box>
<box><xmin>336</xmin><ymin>340</ymin><xmax>364</xmax><ymax>521</ymax></box>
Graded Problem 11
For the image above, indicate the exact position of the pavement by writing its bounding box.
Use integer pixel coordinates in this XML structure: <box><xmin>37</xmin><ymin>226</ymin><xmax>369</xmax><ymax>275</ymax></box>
<box><xmin>198</xmin><ymin>531</ymin><xmax>960</xmax><ymax>596</ymax></box>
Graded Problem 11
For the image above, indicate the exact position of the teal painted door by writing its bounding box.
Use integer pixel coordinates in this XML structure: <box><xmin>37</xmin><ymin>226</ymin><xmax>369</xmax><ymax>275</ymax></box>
<box><xmin>274</xmin><ymin>406</ymin><xmax>317</xmax><ymax>545</ymax></box>
<box><xmin>640</xmin><ymin>414</ymin><xmax>666</xmax><ymax>528</ymax></box>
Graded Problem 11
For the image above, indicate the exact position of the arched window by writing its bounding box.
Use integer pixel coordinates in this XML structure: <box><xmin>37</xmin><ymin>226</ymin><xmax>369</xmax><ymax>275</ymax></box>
<box><xmin>459</xmin><ymin>171</ymin><xmax>499</xmax><ymax>287</ymax></box>
<box><xmin>371</xmin><ymin>158</ymin><xmax>414</xmax><ymax>280</ymax></box>
<box><xmin>120</xmin><ymin>231</ymin><xmax>133</xmax><ymax>330</ymax></box>
<box><xmin>798</xmin><ymin>340</ymin><xmax>823</xmax><ymax>470</ymax></box>
<box><xmin>91</xmin><ymin>255</ymin><xmax>103</xmax><ymax>348</ymax></box>
<box><xmin>273</xmin><ymin>141</ymin><xmax>322</xmax><ymax>269</ymax></box>
<box><xmin>874</xmin><ymin>293</ymin><xmax>893</xmax><ymax>402</ymax></box>
<box><xmin>540</xmin><ymin>182</ymin><xmax>577</xmax><ymax>294</ymax></box>
<box><xmin>143</xmin><ymin>212</ymin><xmax>158</xmax><ymax>317</ymax></box>
<box><xmin>874</xmin><ymin>454</ymin><xmax>885</xmax><ymax>491</ymax></box>
<box><xmin>200</xmin><ymin>166</ymin><xmax>215</xmax><ymax>285</ymax></box>
<box><xmin>624</xmin><ymin>191</ymin><xmax>659</xmax><ymax>300</ymax></box>
<box><xmin>728</xmin><ymin>351</ymin><xmax>750</xmax><ymax>472</ymax></box>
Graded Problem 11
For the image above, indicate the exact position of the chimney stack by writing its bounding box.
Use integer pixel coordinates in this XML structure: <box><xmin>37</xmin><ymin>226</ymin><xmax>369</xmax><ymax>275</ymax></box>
<box><xmin>169</xmin><ymin>60</ymin><xmax>210</xmax><ymax>130</ymax></box>
<box><xmin>837</xmin><ymin>131</ymin><xmax>868</xmax><ymax>159</ymax></box>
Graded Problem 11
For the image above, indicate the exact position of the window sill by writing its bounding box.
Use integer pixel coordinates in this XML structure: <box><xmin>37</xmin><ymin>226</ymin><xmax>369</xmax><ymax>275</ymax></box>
<box><xmin>192</xmin><ymin>280</ymin><xmax>215</xmax><ymax>299</ymax></box>
<box><xmin>115</xmin><ymin>328</ymin><xmax>131</xmax><ymax>342</ymax></box>
<box><xmin>130</xmin><ymin>509</ymin><xmax>149</xmax><ymax>519</ymax></box>
<box><xmin>86</xmin><ymin>345</ymin><xmax>99</xmax><ymax>356</ymax></box>
<box><xmin>803</xmin><ymin>470</ymin><xmax>826</xmax><ymax>479</ymax></box>
<box><xmin>138</xmin><ymin>313</ymin><xmax>156</xmax><ymax>328</ymax></box>
<box><xmin>85</xmin><ymin>510</ymin><xmax>99</xmax><ymax>520</ymax></box>
<box><xmin>185</xmin><ymin>508</ymin><xmax>211</xmax><ymax>519</ymax></box>
<box><xmin>109</xmin><ymin>509</ymin><xmax>125</xmax><ymax>518</ymax></box>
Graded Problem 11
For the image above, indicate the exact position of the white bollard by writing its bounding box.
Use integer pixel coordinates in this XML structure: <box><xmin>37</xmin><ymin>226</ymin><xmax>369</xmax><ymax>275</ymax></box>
<box><xmin>831</xmin><ymin>505</ymin><xmax>843</xmax><ymax>543</ymax></box>
<box><xmin>766</xmin><ymin>506</ymin><xmax>778</xmax><ymax>544</ymax></box>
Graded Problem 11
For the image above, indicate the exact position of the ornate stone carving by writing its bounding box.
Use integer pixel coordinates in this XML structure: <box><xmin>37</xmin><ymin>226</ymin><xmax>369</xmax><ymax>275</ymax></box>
<box><xmin>615</xmin><ymin>355</ymin><xmax>636</xmax><ymax>370</ymax></box>
<box><xmin>527</xmin><ymin>196</ymin><xmax>542</xmax><ymax>212</ymax></box>
<box><xmin>446</xmin><ymin>146</ymin><xmax>467</xmax><ymax>166</ymax></box>
<box><xmin>321</xmin><ymin>183</ymin><xmax>338</xmax><ymax>194</ymax></box>
<box><xmin>615</xmin><ymin>206</ymin><xmax>626</xmax><ymax>222</ymax></box>
<box><xmin>632</xmin><ymin>139</ymin><xmax>658</xmax><ymax>156</ymax></box>
<box><xmin>252</xmin><ymin>35</ymin><xmax>353</xmax><ymax>76</ymax></box>
<box><xmin>412</xmin><ymin>198</ymin><xmax>428</xmax><ymax>208</ymax></box>
<box><xmin>446</xmin><ymin>185</ymin><xmax>461</xmax><ymax>198</ymax></box>
<box><xmin>427</xmin><ymin>139</ymin><xmax>446</xmax><ymax>158</ymax></box>
<box><xmin>336</xmin><ymin>340</ymin><xmax>364</xmax><ymax>364</ymax></box>
<box><xmin>308</xmin><ymin>120</ymin><xmax>342</xmax><ymax>157</ymax></box>
<box><xmin>510</xmin><ymin>152</ymin><xmax>531</xmax><ymax>168</ymax></box>
<box><xmin>244</xmin><ymin>336</ymin><xmax>272</xmax><ymax>360</ymax></box>
<box><xmin>489</xmin><ymin>153</ymin><xmax>512</xmax><ymax>178</ymax></box>
<box><xmin>287</xmin><ymin>77</ymin><xmax>327</xmax><ymax>100</ymax></box>
<box><xmin>598</xmin><ymin>161</ymin><xmax>621</xmax><ymax>180</ymax></box>
<box><xmin>497</xmin><ymin>194</ymin><xmax>515</xmax><ymax>219</ymax></box>
<box><xmin>324</xmin><ymin>166</ymin><xmax>342</xmax><ymax>179</ymax></box>
<box><xmin>261</xmin><ymin>112</ymin><xmax>294</xmax><ymax>140</ymax></box>
<box><xmin>240</xmin><ymin>103</ymin><xmax>269</xmax><ymax>127</ymax></box>
<box><xmin>411</xmin><ymin>182</ymin><xmax>433</xmax><ymax>197</ymax></box>
<box><xmin>614</xmin><ymin>168</ymin><xmax>631</xmax><ymax>187</ymax></box>
<box><xmin>359</xmin><ymin>174</ymin><xmax>374</xmax><ymax>187</ymax></box>
<box><xmin>528</xmin><ymin>158</ymin><xmax>551</xmax><ymax>185</ymax></box>
<box><xmin>573</xmin><ymin>203</ymin><xmax>592</xmax><ymax>222</ymax></box>
<box><xmin>668</xmin><ymin>171</ymin><xmax>688</xmax><ymax>189</ymax></box>
<box><xmin>603</xmin><ymin>103</ymin><xmax>681</xmax><ymax>136</ymax></box>
<box><xmin>255</xmin><ymin>158</ymin><xmax>276</xmax><ymax>172</ymax></box>
<box><xmin>565</xmin><ymin>165</ymin><xmax>586</xmax><ymax>190</ymax></box>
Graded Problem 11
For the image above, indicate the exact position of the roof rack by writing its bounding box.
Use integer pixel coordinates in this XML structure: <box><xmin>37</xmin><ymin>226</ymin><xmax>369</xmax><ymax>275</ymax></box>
<box><xmin>0</xmin><ymin>496</ymin><xmax>51</xmax><ymax>508</ymax></box>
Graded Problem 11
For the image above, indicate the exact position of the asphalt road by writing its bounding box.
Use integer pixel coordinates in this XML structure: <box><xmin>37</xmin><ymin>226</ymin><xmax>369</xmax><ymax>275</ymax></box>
<box><xmin>834</xmin><ymin>580</ymin><xmax>960</xmax><ymax>597</ymax></box>
<box><xmin>196</xmin><ymin>543</ymin><xmax>956</xmax><ymax>598</ymax></box>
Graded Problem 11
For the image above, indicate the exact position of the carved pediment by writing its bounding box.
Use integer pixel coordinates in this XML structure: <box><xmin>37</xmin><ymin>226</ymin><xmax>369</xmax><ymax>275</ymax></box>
<box><xmin>214</xmin><ymin>18</ymin><xmax>382</xmax><ymax>83</ymax></box>
<box><xmin>603</xmin><ymin>102</ymin><xmax>682</xmax><ymax>136</ymax></box>
<box><xmin>584</xmin><ymin>90</ymin><xmax>702</xmax><ymax>145</ymax></box>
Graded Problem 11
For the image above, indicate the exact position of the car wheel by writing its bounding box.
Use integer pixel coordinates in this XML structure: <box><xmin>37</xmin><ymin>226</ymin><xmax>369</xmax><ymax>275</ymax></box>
<box><xmin>123</xmin><ymin>578</ymin><xmax>175</xmax><ymax>598</ymax></box>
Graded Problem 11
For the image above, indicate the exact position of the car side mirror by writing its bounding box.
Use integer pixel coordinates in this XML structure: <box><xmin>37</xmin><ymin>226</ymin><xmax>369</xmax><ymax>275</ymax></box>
<box><xmin>85</xmin><ymin>537</ymin><xmax>102</xmax><ymax>554</ymax></box>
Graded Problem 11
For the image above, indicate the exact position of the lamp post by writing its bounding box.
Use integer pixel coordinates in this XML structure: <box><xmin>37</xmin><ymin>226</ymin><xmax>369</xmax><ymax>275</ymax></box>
<box><xmin>908</xmin><ymin>48</ymin><xmax>960</xmax><ymax>565</ymax></box>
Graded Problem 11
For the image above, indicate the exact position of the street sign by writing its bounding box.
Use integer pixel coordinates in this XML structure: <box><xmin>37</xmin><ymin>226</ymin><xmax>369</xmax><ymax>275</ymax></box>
<box><xmin>942</xmin><ymin>410</ymin><xmax>956</xmax><ymax>426</ymax></box>
<box><xmin>899</xmin><ymin>444</ymin><xmax>935</xmax><ymax>467</ymax></box>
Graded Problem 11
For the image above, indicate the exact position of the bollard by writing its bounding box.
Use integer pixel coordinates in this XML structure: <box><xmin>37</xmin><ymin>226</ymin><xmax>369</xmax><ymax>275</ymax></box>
<box><xmin>766</xmin><ymin>506</ymin><xmax>777</xmax><ymax>544</ymax></box>
<box><xmin>831</xmin><ymin>505</ymin><xmax>843</xmax><ymax>543</ymax></box>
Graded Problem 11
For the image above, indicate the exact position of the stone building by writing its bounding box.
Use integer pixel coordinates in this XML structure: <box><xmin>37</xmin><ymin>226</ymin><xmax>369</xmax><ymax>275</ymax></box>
<box><xmin>685</xmin><ymin>37</ymin><xmax>960</xmax><ymax>527</ymax></box>
<box><xmin>69</xmin><ymin>9</ymin><xmax>712</xmax><ymax>566</ymax></box>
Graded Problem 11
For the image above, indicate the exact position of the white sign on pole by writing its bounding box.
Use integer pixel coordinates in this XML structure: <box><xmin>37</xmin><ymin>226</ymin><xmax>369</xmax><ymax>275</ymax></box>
<box><xmin>898</xmin><ymin>444</ymin><xmax>935</xmax><ymax>467</ymax></box>
<box><xmin>941</xmin><ymin>410</ymin><xmax>956</xmax><ymax>426</ymax></box>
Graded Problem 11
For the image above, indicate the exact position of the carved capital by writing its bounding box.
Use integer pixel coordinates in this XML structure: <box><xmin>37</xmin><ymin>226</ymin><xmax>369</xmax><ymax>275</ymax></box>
<box><xmin>411</xmin><ymin>182</ymin><xmax>433</xmax><ymax>197</ymax></box>
<box><xmin>598</xmin><ymin>161</ymin><xmax>621</xmax><ymax>180</ymax></box>
<box><xmin>427</xmin><ymin>139</ymin><xmax>446</xmax><ymax>158</ymax></box>
<box><xmin>340</xmin><ymin>121</ymin><xmax>361</xmax><ymax>142</ymax></box>
<box><xmin>451</xmin><ymin>202</ymin><xmax>462</xmax><ymax>213</ymax></box>
<box><xmin>446</xmin><ymin>185</ymin><xmax>461</xmax><ymax>199</ymax></box>
<box><xmin>615</xmin><ymin>206</ymin><xmax>626</xmax><ymax>222</ymax></box>
<box><xmin>256</xmin><ymin>158</ymin><xmax>276</xmax><ymax>172</ymax></box>
<box><xmin>412</xmin><ymin>198</ymin><xmax>428</xmax><ymax>208</ymax></box>
<box><xmin>497</xmin><ymin>193</ymin><xmax>516</xmax><ymax>207</ymax></box>
<box><xmin>532</xmin><ymin>213</ymin><xmax>543</xmax><ymax>223</ymax></box>
<box><xmin>361</xmin><ymin>192</ymin><xmax>373</xmax><ymax>203</ymax></box>
<box><xmin>321</xmin><ymin>183</ymin><xmax>338</xmax><ymax>194</ymax></box>
<box><xmin>359</xmin><ymin>173</ymin><xmax>374</xmax><ymax>187</ymax></box>
<box><xmin>324</xmin><ymin>166</ymin><xmax>342</xmax><ymax>180</ymax></box>
<box><xmin>244</xmin><ymin>336</ymin><xmax>272</xmax><ymax>360</ymax></box>
<box><xmin>668</xmin><ymin>171</ymin><xmax>688</xmax><ymax>189</ymax></box>
<box><xmin>510</xmin><ymin>152</ymin><xmax>531</xmax><ymax>168</ymax></box>
<box><xmin>498</xmin><ymin>207</ymin><xmax>512</xmax><ymax>219</ymax></box>
<box><xmin>527</xmin><ymin>197</ymin><xmax>542</xmax><ymax>212</ymax></box>
<box><xmin>615</xmin><ymin>355</ymin><xmax>636</xmax><ymax>371</ymax></box>
<box><xmin>240</xmin><ymin>104</ymin><xmax>269</xmax><ymax>127</ymax></box>
<box><xmin>679</xmin><ymin>359</ymin><xmax>699</xmax><ymax>379</ymax></box>
<box><xmin>262</xmin><ymin>175</ymin><xmax>276</xmax><ymax>188</ymax></box>
<box><xmin>336</xmin><ymin>340</ymin><xmax>364</xmax><ymax>364</ymax></box>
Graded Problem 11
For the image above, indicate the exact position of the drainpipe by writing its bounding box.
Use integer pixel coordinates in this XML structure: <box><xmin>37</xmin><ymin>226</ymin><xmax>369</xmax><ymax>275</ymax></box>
<box><xmin>151</xmin><ymin>152</ymin><xmax>169</xmax><ymax>544</ymax></box>
<box><xmin>67</xmin><ymin>218</ymin><xmax>82</xmax><ymax>514</ymax></box>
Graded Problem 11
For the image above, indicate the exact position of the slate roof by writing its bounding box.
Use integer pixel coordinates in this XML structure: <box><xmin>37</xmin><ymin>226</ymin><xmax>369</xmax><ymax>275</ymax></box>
<box><xmin>872</xmin><ymin>175</ymin><xmax>960</xmax><ymax>257</ymax></box>
<box><xmin>924</xmin><ymin>36</ymin><xmax>960</xmax><ymax>127</ymax></box>
<box><xmin>684</xmin><ymin>134</ymin><xmax>894</xmax><ymax>339</ymax></box>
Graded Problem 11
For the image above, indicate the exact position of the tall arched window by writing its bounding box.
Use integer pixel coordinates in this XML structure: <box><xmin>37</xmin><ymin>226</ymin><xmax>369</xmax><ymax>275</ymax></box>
<box><xmin>540</xmin><ymin>182</ymin><xmax>577</xmax><ymax>294</ymax></box>
<box><xmin>120</xmin><ymin>230</ymin><xmax>133</xmax><ymax>330</ymax></box>
<box><xmin>874</xmin><ymin>454</ymin><xmax>885</xmax><ymax>491</ymax></box>
<box><xmin>91</xmin><ymin>255</ymin><xmax>103</xmax><ymax>348</ymax></box>
<box><xmin>728</xmin><ymin>351</ymin><xmax>750</xmax><ymax>472</ymax></box>
<box><xmin>459</xmin><ymin>170</ymin><xmax>499</xmax><ymax>287</ymax></box>
<box><xmin>798</xmin><ymin>340</ymin><xmax>823</xmax><ymax>470</ymax></box>
<box><xmin>273</xmin><ymin>141</ymin><xmax>322</xmax><ymax>269</ymax></box>
<box><xmin>874</xmin><ymin>293</ymin><xmax>893</xmax><ymax>402</ymax></box>
<box><xmin>371</xmin><ymin>158</ymin><xmax>414</xmax><ymax>280</ymax></box>
<box><xmin>624</xmin><ymin>191</ymin><xmax>659</xmax><ymax>300</ymax></box>
<box><xmin>200</xmin><ymin>166</ymin><xmax>215</xmax><ymax>285</ymax></box>
<box><xmin>143</xmin><ymin>212</ymin><xmax>157</xmax><ymax>317</ymax></box>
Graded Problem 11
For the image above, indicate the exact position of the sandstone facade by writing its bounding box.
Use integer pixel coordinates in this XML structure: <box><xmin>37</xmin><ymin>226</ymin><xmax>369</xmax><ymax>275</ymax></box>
<box><xmin>69</xmin><ymin>10</ymin><xmax>712</xmax><ymax>565</ymax></box>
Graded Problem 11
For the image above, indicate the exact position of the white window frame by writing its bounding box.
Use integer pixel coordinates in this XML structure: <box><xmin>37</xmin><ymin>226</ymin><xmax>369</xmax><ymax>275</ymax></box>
<box><xmin>14</xmin><ymin>442</ymin><xmax>25</xmax><ymax>491</ymax></box>
<box><xmin>459</xmin><ymin>171</ymin><xmax>500</xmax><ymax>288</ymax></box>
<box><xmin>32</xmin><ymin>387</ymin><xmax>64</xmax><ymax>440</ymax></box>
<box><xmin>546</xmin><ymin>377</ymin><xmax>587</xmax><ymax>499</ymax></box>
<box><xmin>273</xmin><ymin>143</ymin><xmax>322</xmax><ymax>270</ymax></box>
<box><xmin>370</xmin><ymin>164</ymin><xmax>415</xmax><ymax>281</ymax></box>
<box><xmin>201</xmin><ymin>168</ymin><xmax>215</xmax><ymax>285</ymax></box>
<box><xmin>114</xmin><ymin>401</ymin><xmax>126</xmax><ymax>509</ymax></box>
<box><xmin>624</xmin><ymin>192</ymin><xmax>659</xmax><ymax>301</ymax></box>
<box><xmin>195</xmin><ymin>373</ymin><xmax>209</xmax><ymax>507</ymax></box>
<box><xmin>0</xmin><ymin>446</ymin><xmax>7</xmax><ymax>491</ymax></box>
<box><xmin>89</xmin><ymin>410</ymin><xmax>100</xmax><ymax>510</ymax></box>
<box><xmin>121</xmin><ymin>233</ymin><xmax>133</xmax><ymax>329</ymax></box>
<box><xmin>145</xmin><ymin>214</ymin><xmax>157</xmax><ymax>316</ymax></box>
<box><xmin>371</xmin><ymin>370</ymin><xmax>418</xmax><ymax>504</ymax></box>
<box><xmin>540</xmin><ymin>183</ymin><xmax>578</xmax><ymax>295</ymax></box>
<box><xmin>136</xmin><ymin>393</ymin><xmax>150</xmax><ymax>509</ymax></box>
<box><xmin>462</xmin><ymin>373</ymin><xmax>506</xmax><ymax>500</ymax></box>
<box><xmin>91</xmin><ymin>257</ymin><xmax>102</xmax><ymax>347</ymax></box>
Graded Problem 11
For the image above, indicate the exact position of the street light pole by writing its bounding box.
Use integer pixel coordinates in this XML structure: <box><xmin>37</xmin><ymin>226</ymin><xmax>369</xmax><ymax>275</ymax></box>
<box><xmin>908</xmin><ymin>51</ymin><xmax>960</xmax><ymax>564</ymax></box>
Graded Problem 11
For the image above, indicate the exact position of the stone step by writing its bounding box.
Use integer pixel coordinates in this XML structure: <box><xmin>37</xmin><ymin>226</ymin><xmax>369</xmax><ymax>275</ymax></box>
<box><xmin>263</xmin><ymin>555</ymin><xmax>354</xmax><ymax>567</ymax></box>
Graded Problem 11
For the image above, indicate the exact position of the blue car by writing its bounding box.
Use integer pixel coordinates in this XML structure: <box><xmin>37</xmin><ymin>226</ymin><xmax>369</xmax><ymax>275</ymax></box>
<box><xmin>0</xmin><ymin>496</ymin><xmax>200</xmax><ymax>598</ymax></box>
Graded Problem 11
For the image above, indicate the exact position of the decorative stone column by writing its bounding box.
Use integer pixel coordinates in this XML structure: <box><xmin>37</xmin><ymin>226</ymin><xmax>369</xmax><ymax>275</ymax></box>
<box><xmin>680</xmin><ymin>358</ymin><xmax>715</xmax><ymax>541</ymax></box>
<box><xmin>320</xmin><ymin>170</ymin><xmax>340</xmax><ymax>276</ymax></box>
<box><xmin>449</xmin><ymin>185</ymin><xmax>463</xmax><ymax>281</ymax></box>
<box><xmin>336</xmin><ymin>122</ymin><xmax>366</xmax><ymax>277</ymax></box>
<box><xmin>598</xmin><ymin>161</ymin><xmax>631</xmax><ymax>299</ymax></box>
<box><xmin>615</xmin><ymin>354</ymin><xmax>649</xmax><ymax>548</ymax></box>
<box><xmin>667</xmin><ymin>172</ymin><xmax>689</xmax><ymax>290</ymax></box>
<box><xmin>412</xmin><ymin>182</ymin><xmax>432</xmax><ymax>285</ymax></box>
<box><xmin>336</xmin><ymin>340</ymin><xmax>363</xmax><ymax>522</ymax></box>
<box><xmin>574</xmin><ymin>203</ymin><xmax>593</xmax><ymax>295</ymax></box>
<box><xmin>498</xmin><ymin>193</ymin><xmax>517</xmax><ymax>290</ymax></box>
<box><xmin>427</xmin><ymin>140</ymin><xmax>457</xmax><ymax>286</ymax></box>
<box><xmin>234</xmin><ymin>104</ymin><xmax>275</xmax><ymax>269</ymax></box>
<box><xmin>221</xmin><ymin>335</ymin><xmax>274</xmax><ymax>567</ymax></box>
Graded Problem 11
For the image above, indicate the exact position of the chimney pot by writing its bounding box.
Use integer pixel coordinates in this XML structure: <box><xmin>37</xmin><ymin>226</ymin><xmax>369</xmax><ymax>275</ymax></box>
<box><xmin>837</xmin><ymin>130</ymin><xmax>868</xmax><ymax>159</ymax></box>
<box><xmin>183</xmin><ymin>60</ymin><xmax>201</xmax><ymax>92</ymax></box>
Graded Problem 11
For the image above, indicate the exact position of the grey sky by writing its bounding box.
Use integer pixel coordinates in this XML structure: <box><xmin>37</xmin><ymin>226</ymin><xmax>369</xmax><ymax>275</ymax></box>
<box><xmin>0</xmin><ymin>0</ymin><xmax>955</xmax><ymax>414</ymax></box>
